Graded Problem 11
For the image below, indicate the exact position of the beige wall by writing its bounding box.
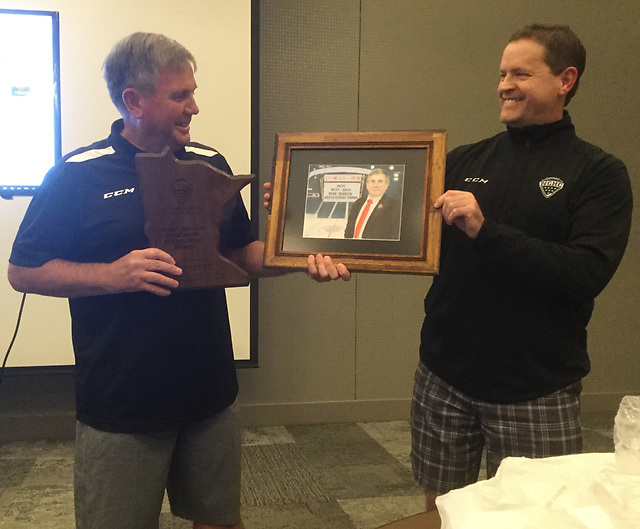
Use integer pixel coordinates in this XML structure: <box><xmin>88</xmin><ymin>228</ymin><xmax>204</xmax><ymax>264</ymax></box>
<box><xmin>1</xmin><ymin>1</ymin><xmax>637</xmax><ymax>427</ymax></box>
<box><xmin>237</xmin><ymin>0</ymin><xmax>640</xmax><ymax>424</ymax></box>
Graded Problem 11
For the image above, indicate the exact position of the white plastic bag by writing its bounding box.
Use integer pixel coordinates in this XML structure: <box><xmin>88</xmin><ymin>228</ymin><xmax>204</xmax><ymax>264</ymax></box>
<box><xmin>613</xmin><ymin>395</ymin><xmax>640</xmax><ymax>475</ymax></box>
<box><xmin>436</xmin><ymin>453</ymin><xmax>640</xmax><ymax>529</ymax></box>
<box><xmin>436</xmin><ymin>398</ymin><xmax>640</xmax><ymax>529</ymax></box>
<box><xmin>592</xmin><ymin>468</ymin><xmax>640</xmax><ymax>528</ymax></box>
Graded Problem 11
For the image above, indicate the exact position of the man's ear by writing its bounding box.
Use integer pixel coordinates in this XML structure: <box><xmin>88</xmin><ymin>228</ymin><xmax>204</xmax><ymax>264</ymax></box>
<box><xmin>122</xmin><ymin>88</ymin><xmax>144</xmax><ymax>119</ymax></box>
<box><xmin>558</xmin><ymin>66</ymin><xmax>578</xmax><ymax>97</ymax></box>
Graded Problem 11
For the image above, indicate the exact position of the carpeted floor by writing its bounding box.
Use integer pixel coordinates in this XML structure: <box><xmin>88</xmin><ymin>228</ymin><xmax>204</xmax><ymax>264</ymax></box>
<box><xmin>0</xmin><ymin>415</ymin><xmax>615</xmax><ymax>528</ymax></box>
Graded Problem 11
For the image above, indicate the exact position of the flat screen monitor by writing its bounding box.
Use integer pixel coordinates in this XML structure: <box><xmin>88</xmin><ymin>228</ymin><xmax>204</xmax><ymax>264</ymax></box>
<box><xmin>0</xmin><ymin>9</ymin><xmax>61</xmax><ymax>199</ymax></box>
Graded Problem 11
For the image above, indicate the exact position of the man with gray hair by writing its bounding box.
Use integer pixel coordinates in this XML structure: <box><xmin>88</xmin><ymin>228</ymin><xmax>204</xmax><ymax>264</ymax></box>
<box><xmin>8</xmin><ymin>32</ymin><xmax>349</xmax><ymax>529</ymax></box>
<box><xmin>343</xmin><ymin>168</ymin><xmax>401</xmax><ymax>240</ymax></box>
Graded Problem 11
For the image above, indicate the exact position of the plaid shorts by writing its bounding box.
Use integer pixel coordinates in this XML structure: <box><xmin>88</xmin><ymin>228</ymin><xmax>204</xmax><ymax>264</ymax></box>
<box><xmin>411</xmin><ymin>361</ymin><xmax>582</xmax><ymax>494</ymax></box>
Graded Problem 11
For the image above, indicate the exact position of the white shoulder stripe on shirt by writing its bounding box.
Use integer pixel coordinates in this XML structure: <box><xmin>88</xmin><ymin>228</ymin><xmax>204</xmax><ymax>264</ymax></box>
<box><xmin>66</xmin><ymin>145</ymin><xmax>218</xmax><ymax>163</ymax></box>
<box><xmin>185</xmin><ymin>145</ymin><xmax>219</xmax><ymax>157</ymax></box>
<box><xmin>66</xmin><ymin>146</ymin><xmax>116</xmax><ymax>163</ymax></box>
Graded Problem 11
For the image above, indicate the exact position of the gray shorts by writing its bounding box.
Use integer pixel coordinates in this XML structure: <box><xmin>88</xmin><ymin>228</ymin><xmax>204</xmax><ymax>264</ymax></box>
<box><xmin>411</xmin><ymin>361</ymin><xmax>582</xmax><ymax>494</ymax></box>
<box><xmin>74</xmin><ymin>405</ymin><xmax>241</xmax><ymax>529</ymax></box>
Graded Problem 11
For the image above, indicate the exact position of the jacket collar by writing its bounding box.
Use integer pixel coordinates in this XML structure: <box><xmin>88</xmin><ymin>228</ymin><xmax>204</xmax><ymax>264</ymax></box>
<box><xmin>506</xmin><ymin>111</ymin><xmax>575</xmax><ymax>145</ymax></box>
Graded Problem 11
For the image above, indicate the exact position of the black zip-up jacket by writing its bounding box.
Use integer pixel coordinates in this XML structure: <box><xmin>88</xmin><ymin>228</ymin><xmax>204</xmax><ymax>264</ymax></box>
<box><xmin>420</xmin><ymin>113</ymin><xmax>633</xmax><ymax>403</ymax></box>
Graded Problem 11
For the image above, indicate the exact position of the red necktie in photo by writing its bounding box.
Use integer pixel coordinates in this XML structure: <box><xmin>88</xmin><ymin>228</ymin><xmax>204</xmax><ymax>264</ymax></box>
<box><xmin>354</xmin><ymin>199</ymin><xmax>373</xmax><ymax>238</ymax></box>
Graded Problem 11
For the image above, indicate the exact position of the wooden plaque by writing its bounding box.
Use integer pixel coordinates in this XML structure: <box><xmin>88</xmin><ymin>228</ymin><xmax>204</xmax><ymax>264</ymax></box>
<box><xmin>136</xmin><ymin>148</ymin><xmax>254</xmax><ymax>289</ymax></box>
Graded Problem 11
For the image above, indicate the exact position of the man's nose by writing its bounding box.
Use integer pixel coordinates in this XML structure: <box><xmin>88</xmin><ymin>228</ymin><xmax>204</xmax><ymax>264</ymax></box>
<box><xmin>187</xmin><ymin>96</ymin><xmax>199</xmax><ymax>115</ymax></box>
<box><xmin>499</xmin><ymin>73</ymin><xmax>516</xmax><ymax>89</ymax></box>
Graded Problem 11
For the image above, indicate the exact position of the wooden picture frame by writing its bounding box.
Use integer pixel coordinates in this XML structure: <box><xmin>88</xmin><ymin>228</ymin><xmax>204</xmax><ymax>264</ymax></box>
<box><xmin>263</xmin><ymin>130</ymin><xmax>446</xmax><ymax>274</ymax></box>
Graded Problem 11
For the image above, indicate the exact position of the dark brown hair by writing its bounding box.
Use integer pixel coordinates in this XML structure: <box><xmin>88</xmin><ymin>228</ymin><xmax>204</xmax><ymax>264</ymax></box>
<box><xmin>509</xmin><ymin>24</ymin><xmax>586</xmax><ymax>105</ymax></box>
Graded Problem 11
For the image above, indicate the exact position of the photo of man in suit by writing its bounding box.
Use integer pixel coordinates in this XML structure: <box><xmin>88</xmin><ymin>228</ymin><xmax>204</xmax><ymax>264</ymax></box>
<box><xmin>344</xmin><ymin>168</ymin><xmax>402</xmax><ymax>240</ymax></box>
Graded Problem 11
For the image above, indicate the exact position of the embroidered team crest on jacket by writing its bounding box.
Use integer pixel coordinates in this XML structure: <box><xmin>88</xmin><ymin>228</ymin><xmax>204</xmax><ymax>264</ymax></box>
<box><xmin>539</xmin><ymin>177</ymin><xmax>564</xmax><ymax>198</ymax></box>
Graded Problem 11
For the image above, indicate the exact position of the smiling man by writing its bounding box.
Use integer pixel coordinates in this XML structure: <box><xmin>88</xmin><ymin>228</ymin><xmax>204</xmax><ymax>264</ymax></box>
<box><xmin>411</xmin><ymin>24</ymin><xmax>633</xmax><ymax>511</ymax></box>
<box><xmin>7</xmin><ymin>32</ymin><xmax>348</xmax><ymax>529</ymax></box>
<box><xmin>498</xmin><ymin>36</ymin><xmax>578</xmax><ymax>128</ymax></box>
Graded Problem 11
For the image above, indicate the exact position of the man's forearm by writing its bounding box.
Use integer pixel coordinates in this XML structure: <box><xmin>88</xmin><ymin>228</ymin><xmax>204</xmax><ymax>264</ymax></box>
<box><xmin>224</xmin><ymin>242</ymin><xmax>351</xmax><ymax>282</ymax></box>
<box><xmin>8</xmin><ymin>260</ymin><xmax>119</xmax><ymax>298</ymax></box>
<box><xmin>8</xmin><ymin>248</ymin><xmax>184</xmax><ymax>298</ymax></box>
<box><xmin>224</xmin><ymin>241</ymin><xmax>287</xmax><ymax>278</ymax></box>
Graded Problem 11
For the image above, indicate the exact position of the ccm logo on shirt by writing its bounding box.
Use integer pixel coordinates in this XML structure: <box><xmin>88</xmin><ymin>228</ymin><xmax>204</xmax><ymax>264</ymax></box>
<box><xmin>464</xmin><ymin>178</ymin><xmax>489</xmax><ymax>184</ymax></box>
<box><xmin>104</xmin><ymin>188</ymin><xmax>135</xmax><ymax>199</ymax></box>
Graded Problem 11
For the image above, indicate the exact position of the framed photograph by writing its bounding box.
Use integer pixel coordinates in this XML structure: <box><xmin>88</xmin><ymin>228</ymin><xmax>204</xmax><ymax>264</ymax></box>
<box><xmin>263</xmin><ymin>130</ymin><xmax>446</xmax><ymax>274</ymax></box>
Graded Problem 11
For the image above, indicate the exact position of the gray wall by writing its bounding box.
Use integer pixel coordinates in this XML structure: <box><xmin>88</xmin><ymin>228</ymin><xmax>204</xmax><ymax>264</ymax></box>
<box><xmin>236</xmin><ymin>0</ymin><xmax>640</xmax><ymax>425</ymax></box>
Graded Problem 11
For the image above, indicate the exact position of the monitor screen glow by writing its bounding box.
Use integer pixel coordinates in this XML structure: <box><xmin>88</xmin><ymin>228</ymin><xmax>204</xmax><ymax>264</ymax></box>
<box><xmin>0</xmin><ymin>9</ymin><xmax>61</xmax><ymax>199</ymax></box>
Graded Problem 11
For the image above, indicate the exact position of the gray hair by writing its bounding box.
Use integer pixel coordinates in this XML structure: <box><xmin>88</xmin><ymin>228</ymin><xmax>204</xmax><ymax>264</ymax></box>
<box><xmin>103</xmin><ymin>32</ymin><xmax>197</xmax><ymax>114</ymax></box>
<box><xmin>368</xmin><ymin>168</ymin><xmax>390</xmax><ymax>183</ymax></box>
